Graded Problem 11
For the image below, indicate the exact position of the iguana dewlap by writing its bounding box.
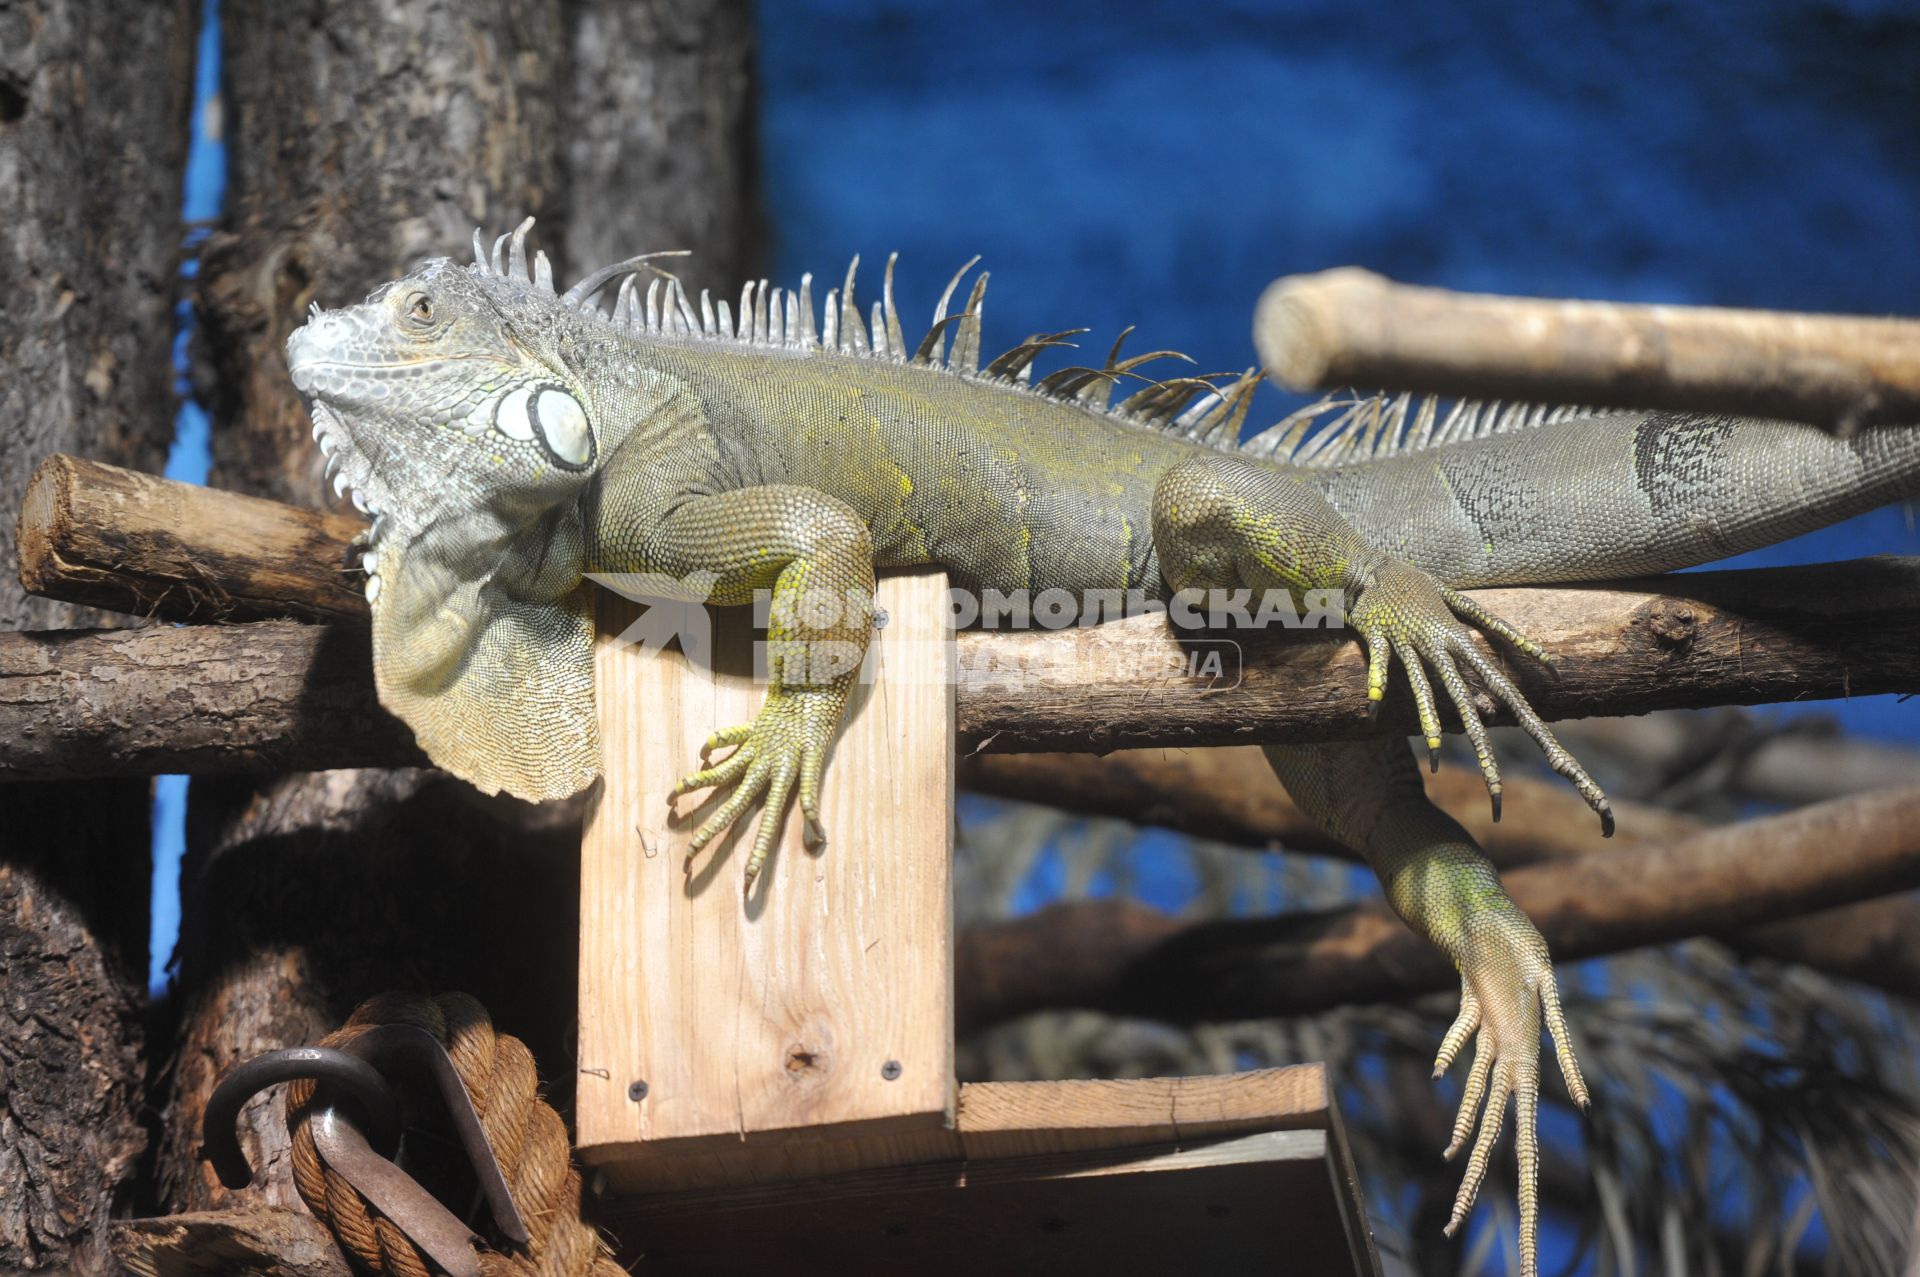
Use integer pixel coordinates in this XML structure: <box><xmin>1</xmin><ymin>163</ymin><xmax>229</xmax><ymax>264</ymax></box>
<box><xmin>287</xmin><ymin>220</ymin><xmax>1920</xmax><ymax>1275</ymax></box>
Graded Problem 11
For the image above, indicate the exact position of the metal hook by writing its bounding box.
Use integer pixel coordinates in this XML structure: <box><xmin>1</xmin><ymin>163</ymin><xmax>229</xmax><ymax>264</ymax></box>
<box><xmin>201</xmin><ymin>1037</ymin><xmax>489</xmax><ymax>1277</ymax></box>
<box><xmin>202</xmin><ymin>1045</ymin><xmax>403</xmax><ymax>1189</ymax></box>
<box><xmin>307</xmin><ymin>1105</ymin><xmax>486</xmax><ymax>1277</ymax></box>
<box><xmin>333</xmin><ymin>1023</ymin><xmax>531</xmax><ymax>1246</ymax></box>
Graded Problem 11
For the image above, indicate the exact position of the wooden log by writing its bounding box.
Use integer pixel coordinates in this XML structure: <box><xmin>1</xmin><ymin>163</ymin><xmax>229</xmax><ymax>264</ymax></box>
<box><xmin>577</xmin><ymin>570</ymin><xmax>956</xmax><ymax>1185</ymax></box>
<box><xmin>24</xmin><ymin>457</ymin><xmax>1920</xmax><ymax>746</ymax></box>
<box><xmin>111</xmin><ymin>1210</ymin><xmax>352</xmax><ymax>1277</ymax></box>
<box><xmin>962</xmin><ymin>747</ymin><xmax>1701</xmax><ymax>868</ymax></box>
<box><xmin>0</xmin><ymin>622</ymin><xmax>420</xmax><ymax>781</ymax></box>
<box><xmin>9</xmin><ymin>554</ymin><xmax>1920</xmax><ymax>780</ymax></box>
<box><xmin>952</xmin><ymin>556</ymin><xmax>1920</xmax><ymax>753</ymax></box>
<box><xmin>1255</xmin><ymin>267</ymin><xmax>1920</xmax><ymax>433</ymax></box>
<box><xmin>960</xmin><ymin>746</ymin><xmax>1920</xmax><ymax>1001</ymax></box>
<box><xmin>953</xmin><ymin>784</ymin><xmax>1920</xmax><ymax>1030</ymax></box>
<box><xmin>18</xmin><ymin>454</ymin><xmax>370</xmax><ymax>624</ymax></box>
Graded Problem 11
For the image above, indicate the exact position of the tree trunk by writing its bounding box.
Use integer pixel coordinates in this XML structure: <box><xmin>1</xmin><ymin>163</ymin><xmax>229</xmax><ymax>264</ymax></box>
<box><xmin>198</xmin><ymin>0</ymin><xmax>568</xmax><ymax>511</ymax></box>
<box><xmin>562</xmin><ymin>0</ymin><xmax>761</xmax><ymax>299</ymax></box>
<box><xmin>0</xmin><ymin>1</ymin><xmax>195</xmax><ymax>1272</ymax></box>
<box><xmin>0</xmin><ymin>784</ymin><xmax>153</xmax><ymax>1276</ymax></box>
<box><xmin>159</xmin><ymin>0</ymin><xmax>760</xmax><ymax>1217</ymax></box>
<box><xmin>0</xmin><ymin>0</ymin><xmax>192</xmax><ymax>632</ymax></box>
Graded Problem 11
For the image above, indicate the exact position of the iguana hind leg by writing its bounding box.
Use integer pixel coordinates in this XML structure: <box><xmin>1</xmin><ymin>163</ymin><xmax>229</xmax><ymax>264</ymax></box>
<box><xmin>1267</xmin><ymin>738</ymin><xmax>1587</xmax><ymax>1277</ymax></box>
<box><xmin>1150</xmin><ymin>451</ymin><xmax>1611</xmax><ymax>831</ymax></box>
<box><xmin>1150</xmin><ymin>452</ymin><xmax>1596</xmax><ymax>1275</ymax></box>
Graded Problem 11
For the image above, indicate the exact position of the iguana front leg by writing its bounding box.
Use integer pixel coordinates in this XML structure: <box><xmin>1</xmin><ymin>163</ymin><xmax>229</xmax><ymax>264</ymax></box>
<box><xmin>604</xmin><ymin>484</ymin><xmax>876</xmax><ymax>890</ymax></box>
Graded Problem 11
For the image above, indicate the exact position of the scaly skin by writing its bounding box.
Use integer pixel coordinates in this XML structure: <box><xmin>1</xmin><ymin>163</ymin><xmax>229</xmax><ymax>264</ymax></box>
<box><xmin>285</xmin><ymin>222</ymin><xmax>1920</xmax><ymax>1275</ymax></box>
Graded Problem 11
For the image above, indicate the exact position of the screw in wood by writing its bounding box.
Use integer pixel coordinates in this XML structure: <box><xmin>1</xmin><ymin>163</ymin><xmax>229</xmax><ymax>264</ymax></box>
<box><xmin>880</xmin><ymin>1059</ymin><xmax>902</xmax><ymax>1081</ymax></box>
<box><xmin>628</xmin><ymin>1079</ymin><xmax>649</xmax><ymax>1102</ymax></box>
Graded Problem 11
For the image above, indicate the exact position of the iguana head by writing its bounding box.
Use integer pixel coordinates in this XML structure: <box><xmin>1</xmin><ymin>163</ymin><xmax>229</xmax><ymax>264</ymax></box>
<box><xmin>286</xmin><ymin>218</ymin><xmax>607</xmax><ymax>539</ymax></box>
<box><xmin>284</xmin><ymin>218</ymin><xmax>661</xmax><ymax>804</ymax></box>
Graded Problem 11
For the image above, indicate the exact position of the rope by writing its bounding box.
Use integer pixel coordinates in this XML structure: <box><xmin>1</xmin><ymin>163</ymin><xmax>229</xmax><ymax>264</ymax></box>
<box><xmin>285</xmin><ymin>992</ymin><xmax>623</xmax><ymax>1277</ymax></box>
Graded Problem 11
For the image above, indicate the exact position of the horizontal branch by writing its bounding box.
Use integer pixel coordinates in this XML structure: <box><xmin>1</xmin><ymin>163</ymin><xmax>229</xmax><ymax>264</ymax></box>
<box><xmin>19</xmin><ymin>453</ymin><xmax>369</xmax><ymax>623</ymax></box>
<box><xmin>1255</xmin><ymin>267</ymin><xmax>1920</xmax><ymax>432</ymax></box>
<box><xmin>960</xmin><ymin>747</ymin><xmax>1920</xmax><ymax>1000</ymax></box>
<box><xmin>961</xmin><ymin>747</ymin><xmax>1694</xmax><ymax>868</ymax></box>
<box><xmin>8</xmin><ymin>547</ymin><xmax>1920</xmax><ymax>779</ymax></box>
<box><xmin>954</xmin><ymin>555</ymin><xmax>1920</xmax><ymax>752</ymax></box>
<box><xmin>0</xmin><ymin>622</ymin><xmax>423</xmax><ymax>780</ymax></box>
<box><xmin>954</xmin><ymin>784</ymin><xmax>1920</xmax><ymax>1031</ymax></box>
<box><xmin>11</xmin><ymin>455</ymin><xmax>1920</xmax><ymax>773</ymax></box>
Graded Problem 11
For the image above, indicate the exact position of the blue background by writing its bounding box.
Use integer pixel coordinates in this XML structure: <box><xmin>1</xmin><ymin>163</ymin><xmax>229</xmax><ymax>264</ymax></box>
<box><xmin>757</xmin><ymin>0</ymin><xmax>1920</xmax><ymax>740</ymax></box>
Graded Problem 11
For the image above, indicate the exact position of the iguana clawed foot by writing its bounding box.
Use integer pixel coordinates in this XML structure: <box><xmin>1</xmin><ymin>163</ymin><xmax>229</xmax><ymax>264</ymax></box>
<box><xmin>1348</xmin><ymin>557</ymin><xmax>1613</xmax><ymax>835</ymax></box>
<box><xmin>672</xmin><ymin>685</ymin><xmax>841</xmax><ymax>893</ymax></box>
<box><xmin>1435</xmin><ymin>912</ymin><xmax>1589</xmax><ymax>1277</ymax></box>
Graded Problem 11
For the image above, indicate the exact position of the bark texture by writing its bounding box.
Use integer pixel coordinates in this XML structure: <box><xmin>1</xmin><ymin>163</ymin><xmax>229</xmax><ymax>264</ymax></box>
<box><xmin>563</xmin><ymin>0</ymin><xmax>761</xmax><ymax>299</ymax></box>
<box><xmin>0</xmin><ymin>784</ymin><xmax>152</xmax><ymax>1276</ymax></box>
<box><xmin>200</xmin><ymin>0</ymin><xmax>568</xmax><ymax>509</ymax></box>
<box><xmin>0</xmin><ymin>0</ymin><xmax>193</xmax><ymax>630</ymax></box>
<box><xmin>158</xmin><ymin>0</ymin><xmax>761</xmax><ymax>1223</ymax></box>
<box><xmin>0</xmin><ymin>2</ymin><xmax>194</xmax><ymax>1272</ymax></box>
<box><xmin>9</xmin><ymin>556</ymin><xmax>1920</xmax><ymax>780</ymax></box>
<box><xmin>112</xmin><ymin>1208</ymin><xmax>352</xmax><ymax>1277</ymax></box>
<box><xmin>18</xmin><ymin>454</ymin><xmax>369</xmax><ymax>625</ymax></box>
<box><xmin>0</xmin><ymin>622</ymin><xmax>418</xmax><ymax>781</ymax></box>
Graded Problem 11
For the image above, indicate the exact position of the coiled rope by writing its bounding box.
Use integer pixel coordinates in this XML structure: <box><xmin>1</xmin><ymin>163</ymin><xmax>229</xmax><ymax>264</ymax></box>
<box><xmin>285</xmin><ymin>992</ymin><xmax>622</xmax><ymax>1277</ymax></box>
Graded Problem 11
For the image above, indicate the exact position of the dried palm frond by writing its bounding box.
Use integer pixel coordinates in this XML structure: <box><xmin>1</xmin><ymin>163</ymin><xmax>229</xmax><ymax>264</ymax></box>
<box><xmin>955</xmin><ymin>796</ymin><xmax>1920</xmax><ymax>1276</ymax></box>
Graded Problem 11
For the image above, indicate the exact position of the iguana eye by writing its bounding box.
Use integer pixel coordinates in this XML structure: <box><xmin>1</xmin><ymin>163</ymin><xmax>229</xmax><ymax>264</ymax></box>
<box><xmin>409</xmin><ymin>294</ymin><xmax>433</xmax><ymax>323</ymax></box>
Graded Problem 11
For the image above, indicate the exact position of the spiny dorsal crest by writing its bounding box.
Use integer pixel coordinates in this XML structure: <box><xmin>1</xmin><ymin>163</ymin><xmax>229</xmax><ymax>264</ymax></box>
<box><xmin>477</xmin><ymin>218</ymin><xmax>1614</xmax><ymax>467</ymax></box>
<box><xmin>1239</xmin><ymin>393</ymin><xmax>1638</xmax><ymax>468</ymax></box>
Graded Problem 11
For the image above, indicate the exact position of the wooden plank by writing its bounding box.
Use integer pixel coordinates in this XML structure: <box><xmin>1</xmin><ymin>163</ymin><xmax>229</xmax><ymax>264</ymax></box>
<box><xmin>603</xmin><ymin>1130</ymin><xmax>1378</xmax><ymax>1276</ymax></box>
<box><xmin>955</xmin><ymin>1065</ymin><xmax>1331</xmax><ymax>1160</ymax></box>
<box><xmin>592</xmin><ymin>1064</ymin><xmax>1336</xmax><ymax>1196</ymax></box>
<box><xmin>577</xmin><ymin>568</ymin><xmax>956</xmax><ymax>1177</ymax></box>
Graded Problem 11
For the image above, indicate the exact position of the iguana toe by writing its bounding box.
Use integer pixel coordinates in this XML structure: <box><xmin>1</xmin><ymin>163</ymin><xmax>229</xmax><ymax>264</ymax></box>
<box><xmin>674</xmin><ymin>686</ymin><xmax>845</xmax><ymax>889</ymax></box>
<box><xmin>1434</xmin><ymin>910</ymin><xmax>1587</xmax><ymax>1277</ymax></box>
<box><xmin>1350</xmin><ymin>559</ymin><xmax>1612</xmax><ymax>834</ymax></box>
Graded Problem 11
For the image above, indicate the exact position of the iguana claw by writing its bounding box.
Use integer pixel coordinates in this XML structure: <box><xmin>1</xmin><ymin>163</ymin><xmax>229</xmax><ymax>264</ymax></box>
<box><xmin>1435</xmin><ymin>917</ymin><xmax>1588</xmax><ymax>1277</ymax></box>
<box><xmin>1349</xmin><ymin>558</ymin><xmax>1613</xmax><ymax>835</ymax></box>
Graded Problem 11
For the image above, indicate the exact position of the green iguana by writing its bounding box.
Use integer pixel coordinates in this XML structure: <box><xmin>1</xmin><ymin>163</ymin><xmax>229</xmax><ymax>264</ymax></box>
<box><xmin>287</xmin><ymin>219</ymin><xmax>1920</xmax><ymax>1273</ymax></box>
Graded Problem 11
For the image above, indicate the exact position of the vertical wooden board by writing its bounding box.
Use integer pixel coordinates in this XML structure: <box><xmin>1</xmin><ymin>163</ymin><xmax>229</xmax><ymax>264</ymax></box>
<box><xmin>578</xmin><ymin>568</ymin><xmax>956</xmax><ymax>1165</ymax></box>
